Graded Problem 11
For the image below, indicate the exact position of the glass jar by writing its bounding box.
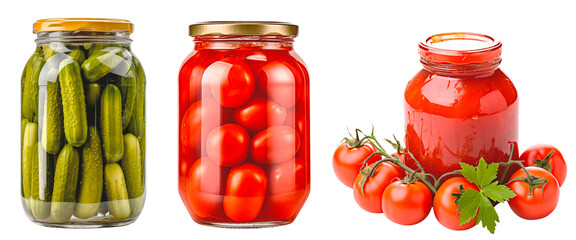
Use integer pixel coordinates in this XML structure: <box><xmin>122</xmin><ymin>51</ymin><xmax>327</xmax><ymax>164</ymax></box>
<box><xmin>404</xmin><ymin>32</ymin><xmax>519</xmax><ymax>181</ymax></box>
<box><xmin>21</xmin><ymin>18</ymin><xmax>146</xmax><ymax>228</ymax></box>
<box><xmin>178</xmin><ymin>21</ymin><xmax>310</xmax><ymax>228</ymax></box>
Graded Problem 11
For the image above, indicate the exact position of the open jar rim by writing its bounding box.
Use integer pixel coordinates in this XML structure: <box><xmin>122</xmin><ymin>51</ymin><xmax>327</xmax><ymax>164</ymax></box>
<box><xmin>419</xmin><ymin>32</ymin><xmax>502</xmax><ymax>65</ymax></box>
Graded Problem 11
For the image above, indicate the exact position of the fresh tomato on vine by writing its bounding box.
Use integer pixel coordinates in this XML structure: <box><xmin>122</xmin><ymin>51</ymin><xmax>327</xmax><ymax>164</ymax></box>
<box><xmin>381</xmin><ymin>180</ymin><xmax>433</xmax><ymax>225</ymax></box>
<box><xmin>352</xmin><ymin>162</ymin><xmax>405</xmax><ymax>213</ymax></box>
<box><xmin>507</xmin><ymin>166</ymin><xmax>560</xmax><ymax>220</ymax></box>
<box><xmin>433</xmin><ymin>177</ymin><xmax>478</xmax><ymax>230</ymax></box>
<box><xmin>520</xmin><ymin>144</ymin><xmax>567</xmax><ymax>187</ymax></box>
<box><xmin>333</xmin><ymin>140</ymin><xmax>382</xmax><ymax>188</ymax></box>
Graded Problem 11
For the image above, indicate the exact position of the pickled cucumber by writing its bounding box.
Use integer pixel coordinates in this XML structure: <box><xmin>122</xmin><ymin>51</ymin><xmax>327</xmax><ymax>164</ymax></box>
<box><xmin>30</xmin><ymin>150</ymin><xmax>54</xmax><ymax>220</ymax></box>
<box><xmin>127</xmin><ymin>57</ymin><xmax>145</xmax><ymax>138</ymax></box>
<box><xmin>59</xmin><ymin>58</ymin><xmax>88</xmax><ymax>147</ymax></box>
<box><xmin>120</xmin><ymin>133</ymin><xmax>144</xmax><ymax>215</ymax></box>
<box><xmin>104</xmin><ymin>163</ymin><xmax>131</xmax><ymax>220</ymax></box>
<box><xmin>22</xmin><ymin>54</ymin><xmax>45</xmax><ymax>121</ymax></box>
<box><xmin>75</xmin><ymin>126</ymin><xmax>104</xmax><ymax>219</ymax></box>
<box><xmin>41</xmin><ymin>80</ymin><xmax>64</xmax><ymax>154</ymax></box>
<box><xmin>100</xmin><ymin>84</ymin><xmax>124</xmax><ymax>162</ymax></box>
<box><xmin>81</xmin><ymin>47</ymin><xmax>124</xmax><ymax>82</ymax></box>
<box><xmin>68</xmin><ymin>48</ymin><xmax>85</xmax><ymax>66</ymax></box>
<box><xmin>51</xmin><ymin>144</ymin><xmax>80</xmax><ymax>223</ymax></box>
<box><xmin>119</xmin><ymin>67</ymin><xmax>137</xmax><ymax>130</ymax></box>
<box><xmin>22</xmin><ymin>122</ymin><xmax>38</xmax><ymax>210</ymax></box>
<box><xmin>21</xmin><ymin>118</ymin><xmax>29</xmax><ymax>147</ymax></box>
<box><xmin>85</xmin><ymin>82</ymin><xmax>102</xmax><ymax>108</ymax></box>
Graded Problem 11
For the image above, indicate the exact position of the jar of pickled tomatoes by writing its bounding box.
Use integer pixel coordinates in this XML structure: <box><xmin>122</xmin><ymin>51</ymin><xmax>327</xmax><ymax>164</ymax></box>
<box><xmin>178</xmin><ymin>21</ymin><xmax>310</xmax><ymax>228</ymax></box>
<box><xmin>404</xmin><ymin>32</ymin><xmax>519</xmax><ymax>181</ymax></box>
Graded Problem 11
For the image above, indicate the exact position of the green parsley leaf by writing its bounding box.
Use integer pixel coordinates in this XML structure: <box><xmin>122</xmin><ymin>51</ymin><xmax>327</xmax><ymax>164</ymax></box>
<box><xmin>483</xmin><ymin>182</ymin><xmax>516</xmax><ymax>202</ymax></box>
<box><xmin>476</xmin><ymin>158</ymin><xmax>499</xmax><ymax>188</ymax></box>
<box><xmin>456</xmin><ymin>189</ymin><xmax>482</xmax><ymax>225</ymax></box>
<box><xmin>459</xmin><ymin>162</ymin><xmax>478</xmax><ymax>185</ymax></box>
<box><xmin>456</xmin><ymin>158</ymin><xmax>516</xmax><ymax>234</ymax></box>
<box><xmin>477</xmin><ymin>196</ymin><xmax>499</xmax><ymax>234</ymax></box>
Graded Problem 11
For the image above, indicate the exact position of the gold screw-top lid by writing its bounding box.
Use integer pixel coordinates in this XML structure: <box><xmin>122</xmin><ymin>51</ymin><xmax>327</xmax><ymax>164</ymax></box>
<box><xmin>33</xmin><ymin>18</ymin><xmax>133</xmax><ymax>33</ymax></box>
<box><xmin>189</xmin><ymin>21</ymin><xmax>298</xmax><ymax>37</ymax></box>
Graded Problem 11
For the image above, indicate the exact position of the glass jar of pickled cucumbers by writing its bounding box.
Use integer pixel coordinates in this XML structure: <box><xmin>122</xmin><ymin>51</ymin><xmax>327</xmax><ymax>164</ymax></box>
<box><xmin>21</xmin><ymin>18</ymin><xmax>146</xmax><ymax>228</ymax></box>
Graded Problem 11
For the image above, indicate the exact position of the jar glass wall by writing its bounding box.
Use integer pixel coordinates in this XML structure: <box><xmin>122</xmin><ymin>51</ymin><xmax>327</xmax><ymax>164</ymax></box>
<box><xmin>178</xmin><ymin>22</ymin><xmax>310</xmax><ymax>228</ymax></box>
<box><xmin>21</xmin><ymin>18</ymin><xmax>146</xmax><ymax>228</ymax></box>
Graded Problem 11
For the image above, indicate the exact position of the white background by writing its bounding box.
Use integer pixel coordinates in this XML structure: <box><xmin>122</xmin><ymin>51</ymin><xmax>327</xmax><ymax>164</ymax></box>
<box><xmin>1</xmin><ymin>0</ymin><xmax>575</xmax><ymax>239</ymax></box>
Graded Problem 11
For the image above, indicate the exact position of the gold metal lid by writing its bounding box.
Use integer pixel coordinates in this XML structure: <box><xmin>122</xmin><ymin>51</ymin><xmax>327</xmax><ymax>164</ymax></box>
<box><xmin>189</xmin><ymin>21</ymin><xmax>298</xmax><ymax>37</ymax></box>
<box><xmin>33</xmin><ymin>18</ymin><xmax>133</xmax><ymax>33</ymax></box>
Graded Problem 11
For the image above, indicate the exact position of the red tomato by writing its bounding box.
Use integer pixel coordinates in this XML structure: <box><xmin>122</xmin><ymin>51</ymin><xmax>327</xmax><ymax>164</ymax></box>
<box><xmin>180</xmin><ymin>99</ymin><xmax>228</xmax><ymax>157</ymax></box>
<box><xmin>186</xmin><ymin>158</ymin><xmax>228</xmax><ymax>218</ymax></box>
<box><xmin>223</xmin><ymin>163</ymin><xmax>268</xmax><ymax>222</ymax></box>
<box><xmin>206</xmin><ymin>57</ymin><xmax>255</xmax><ymax>108</ymax></box>
<box><xmin>205</xmin><ymin>124</ymin><xmax>249</xmax><ymax>167</ymax></box>
<box><xmin>285</xmin><ymin>111</ymin><xmax>309</xmax><ymax>160</ymax></box>
<box><xmin>508</xmin><ymin>166</ymin><xmax>560</xmax><ymax>220</ymax></box>
<box><xmin>251</xmin><ymin>126</ymin><xmax>300</xmax><ymax>164</ymax></box>
<box><xmin>433</xmin><ymin>177</ymin><xmax>478</xmax><ymax>230</ymax></box>
<box><xmin>260</xmin><ymin>158</ymin><xmax>309</xmax><ymax>221</ymax></box>
<box><xmin>520</xmin><ymin>144</ymin><xmax>567</xmax><ymax>187</ymax></box>
<box><xmin>333</xmin><ymin>141</ymin><xmax>382</xmax><ymax>188</ymax></box>
<box><xmin>352</xmin><ymin>162</ymin><xmax>405</xmax><ymax>213</ymax></box>
<box><xmin>285</xmin><ymin>111</ymin><xmax>306</xmax><ymax>135</ymax></box>
<box><xmin>178</xmin><ymin>51</ymin><xmax>221</xmax><ymax>115</ymax></box>
<box><xmin>233</xmin><ymin>97</ymin><xmax>287</xmax><ymax>133</ymax></box>
<box><xmin>256</xmin><ymin>60</ymin><xmax>304</xmax><ymax>108</ymax></box>
<box><xmin>382</xmin><ymin>181</ymin><xmax>433</xmax><ymax>225</ymax></box>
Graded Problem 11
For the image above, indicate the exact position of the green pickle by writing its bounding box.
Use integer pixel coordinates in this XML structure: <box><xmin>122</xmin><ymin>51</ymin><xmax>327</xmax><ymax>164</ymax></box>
<box><xmin>59</xmin><ymin>59</ymin><xmax>88</xmax><ymax>147</ymax></box>
<box><xmin>82</xmin><ymin>47</ymin><xmax>125</xmax><ymax>82</ymax></box>
<box><xmin>101</xmin><ymin>84</ymin><xmax>124</xmax><ymax>162</ymax></box>
<box><xmin>127</xmin><ymin>57</ymin><xmax>146</xmax><ymax>138</ymax></box>
<box><xmin>22</xmin><ymin>33</ymin><xmax>144</xmax><ymax>225</ymax></box>
<box><xmin>30</xmin><ymin>150</ymin><xmax>54</xmax><ymax>220</ymax></box>
<box><xmin>51</xmin><ymin>144</ymin><xmax>80</xmax><ymax>223</ymax></box>
<box><xmin>42</xmin><ymin>80</ymin><xmax>64</xmax><ymax>154</ymax></box>
<box><xmin>75</xmin><ymin>126</ymin><xmax>104</xmax><ymax>219</ymax></box>
<box><xmin>119</xmin><ymin>66</ymin><xmax>137</xmax><ymax>130</ymax></box>
<box><xmin>22</xmin><ymin>122</ymin><xmax>38</xmax><ymax>210</ymax></box>
<box><xmin>104</xmin><ymin>163</ymin><xmax>131</xmax><ymax>220</ymax></box>
<box><xmin>120</xmin><ymin>133</ymin><xmax>144</xmax><ymax>216</ymax></box>
<box><xmin>22</xmin><ymin>53</ymin><xmax>45</xmax><ymax>120</ymax></box>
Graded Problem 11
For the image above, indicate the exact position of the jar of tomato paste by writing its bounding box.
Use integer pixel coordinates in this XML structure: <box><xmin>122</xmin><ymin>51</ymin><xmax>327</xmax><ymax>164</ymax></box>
<box><xmin>178</xmin><ymin>21</ymin><xmax>310</xmax><ymax>228</ymax></box>
<box><xmin>404</xmin><ymin>32</ymin><xmax>519</xmax><ymax>181</ymax></box>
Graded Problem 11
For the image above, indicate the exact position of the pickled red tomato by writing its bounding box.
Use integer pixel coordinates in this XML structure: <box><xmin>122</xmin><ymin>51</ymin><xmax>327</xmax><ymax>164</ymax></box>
<box><xmin>233</xmin><ymin>97</ymin><xmax>287</xmax><ymax>133</ymax></box>
<box><xmin>179</xmin><ymin>51</ymin><xmax>225</xmax><ymax>115</ymax></box>
<box><xmin>256</xmin><ymin>60</ymin><xmax>304</xmax><ymax>108</ymax></box>
<box><xmin>206</xmin><ymin>124</ymin><xmax>250</xmax><ymax>167</ymax></box>
<box><xmin>251</xmin><ymin>126</ymin><xmax>300</xmax><ymax>165</ymax></box>
<box><xmin>285</xmin><ymin>111</ymin><xmax>306</xmax><ymax>137</ymax></box>
<box><xmin>186</xmin><ymin>158</ymin><xmax>228</xmax><ymax>218</ymax></box>
<box><xmin>259</xmin><ymin>158</ymin><xmax>309</xmax><ymax>220</ymax></box>
<box><xmin>205</xmin><ymin>57</ymin><xmax>255</xmax><ymax>108</ymax></box>
<box><xmin>180</xmin><ymin>98</ymin><xmax>229</xmax><ymax>157</ymax></box>
<box><xmin>286</xmin><ymin>111</ymin><xmax>309</xmax><ymax>159</ymax></box>
<box><xmin>224</xmin><ymin>163</ymin><xmax>268</xmax><ymax>222</ymax></box>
